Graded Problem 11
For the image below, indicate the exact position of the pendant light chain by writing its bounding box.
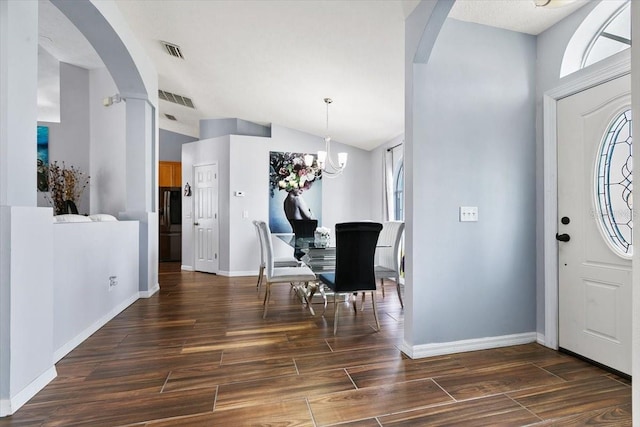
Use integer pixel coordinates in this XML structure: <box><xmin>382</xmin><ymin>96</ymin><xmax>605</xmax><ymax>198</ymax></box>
<box><xmin>317</xmin><ymin>97</ymin><xmax>347</xmax><ymax>177</ymax></box>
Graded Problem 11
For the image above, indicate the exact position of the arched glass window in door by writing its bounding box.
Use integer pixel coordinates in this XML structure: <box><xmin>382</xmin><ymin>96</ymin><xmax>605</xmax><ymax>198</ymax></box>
<box><xmin>394</xmin><ymin>161</ymin><xmax>404</xmax><ymax>221</ymax></box>
<box><xmin>595</xmin><ymin>109</ymin><xmax>632</xmax><ymax>257</ymax></box>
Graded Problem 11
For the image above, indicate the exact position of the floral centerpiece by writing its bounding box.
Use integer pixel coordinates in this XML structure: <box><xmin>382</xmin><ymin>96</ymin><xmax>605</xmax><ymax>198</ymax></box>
<box><xmin>46</xmin><ymin>161</ymin><xmax>90</xmax><ymax>215</ymax></box>
<box><xmin>314</xmin><ymin>226</ymin><xmax>331</xmax><ymax>245</ymax></box>
<box><xmin>269</xmin><ymin>152</ymin><xmax>322</xmax><ymax>197</ymax></box>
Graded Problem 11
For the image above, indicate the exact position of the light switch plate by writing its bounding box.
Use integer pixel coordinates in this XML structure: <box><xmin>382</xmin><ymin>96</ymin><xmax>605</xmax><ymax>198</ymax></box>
<box><xmin>460</xmin><ymin>206</ymin><xmax>478</xmax><ymax>222</ymax></box>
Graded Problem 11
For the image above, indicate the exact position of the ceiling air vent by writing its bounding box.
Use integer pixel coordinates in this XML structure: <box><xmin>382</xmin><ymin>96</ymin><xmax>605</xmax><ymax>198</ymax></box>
<box><xmin>164</xmin><ymin>114</ymin><xmax>177</xmax><ymax>121</ymax></box>
<box><xmin>158</xmin><ymin>90</ymin><xmax>195</xmax><ymax>109</ymax></box>
<box><xmin>161</xmin><ymin>41</ymin><xmax>184</xmax><ymax>59</ymax></box>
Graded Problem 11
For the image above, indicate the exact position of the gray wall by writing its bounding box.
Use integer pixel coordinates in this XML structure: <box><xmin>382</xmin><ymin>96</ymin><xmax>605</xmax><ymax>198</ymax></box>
<box><xmin>410</xmin><ymin>18</ymin><xmax>537</xmax><ymax>345</ymax></box>
<box><xmin>89</xmin><ymin>67</ymin><xmax>127</xmax><ymax>216</ymax></box>
<box><xmin>159</xmin><ymin>129</ymin><xmax>197</xmax><ymax>161</ymax></box>
<box><xmin>36</xmin><ymin>63</ymin><xmax>128</xmax><ymax>217</ymax></box>
<box><xmin>199</xmin><ymin>118</ymin><xmax>271</xmax><ymax>140</ymax></box>
<box><xmin>38</xmin><ymin>63</ymin><xmax>91</xmax><ymax>214</ymax></box>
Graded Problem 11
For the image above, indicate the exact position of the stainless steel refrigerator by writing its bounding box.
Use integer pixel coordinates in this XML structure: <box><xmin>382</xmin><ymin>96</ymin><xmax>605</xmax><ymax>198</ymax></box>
<box><xmin>159</xmin><ymin>187</ymin><xmax>182</xmax><ymax>262</ymax></box>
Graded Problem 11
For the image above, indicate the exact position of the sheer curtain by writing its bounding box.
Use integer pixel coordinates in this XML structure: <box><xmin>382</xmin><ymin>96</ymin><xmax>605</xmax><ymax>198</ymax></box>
<box><xmin>383</xmin><ymin>149</ymin><xmax>394</xmax><ymax>221</ymax></box>
<box><xmin>382</xmin><ymin>143</ymin><xmax>402</xmax><ymax>221</ymax></box>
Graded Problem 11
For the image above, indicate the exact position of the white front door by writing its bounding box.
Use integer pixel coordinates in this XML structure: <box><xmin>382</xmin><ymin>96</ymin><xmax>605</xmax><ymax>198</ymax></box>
<box><xmin>557</xmin><ymin>74</ymin><xmax>631</xmax><ymax>375</ymax></box>
<box><xmin>194</xmin><ymin>164</ymin><xmax>219</xmax><ymax>274</ymax></box>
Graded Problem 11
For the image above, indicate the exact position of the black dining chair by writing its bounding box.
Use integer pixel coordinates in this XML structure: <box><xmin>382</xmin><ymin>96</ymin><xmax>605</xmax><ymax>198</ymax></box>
<box><xmin>318</xmin><ymin>221</ymin><xmax>382</xmax><ymax>335</ymax></box>
<box><xmin>291</xmin><ymin>219</ymin><xmax>318</xmax><ymax>260</ymax></box>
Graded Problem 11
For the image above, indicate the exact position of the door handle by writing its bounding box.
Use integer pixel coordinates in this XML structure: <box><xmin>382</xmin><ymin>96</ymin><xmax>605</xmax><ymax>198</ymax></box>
<box><xmin>556</xmin><ymin>233</ymin><xmax>570</xmax><ymax>242</ymax></box>
<box><xmin>194</xmin><ymin>222</ymin><xmax>200</xmax><ymax>226</ymax></box>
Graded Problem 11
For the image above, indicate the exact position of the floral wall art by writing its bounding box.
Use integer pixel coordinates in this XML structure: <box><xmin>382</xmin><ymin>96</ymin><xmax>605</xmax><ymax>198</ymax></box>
<box><xmin>269</xmin><ymin>151</ymin><xmax>322</xmax><ymax>233</ymax></box>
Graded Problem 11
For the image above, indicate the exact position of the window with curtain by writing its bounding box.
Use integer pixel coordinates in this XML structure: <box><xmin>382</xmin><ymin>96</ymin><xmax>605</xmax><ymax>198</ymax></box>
<box><xmin>394</xmin><ymin>161</ymin><xmax>404</xmax><ymax>221</ymax></box>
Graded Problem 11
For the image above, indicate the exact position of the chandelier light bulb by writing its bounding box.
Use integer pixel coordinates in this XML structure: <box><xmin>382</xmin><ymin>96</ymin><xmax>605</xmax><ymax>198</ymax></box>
<box><xmin>338</xmin><ymin>152</ymin><xmax>348</xmax><ymax>168</ymax></box>
<box><xmin>304</xmin><ymin>154</ymin><xmax>314</xmax><ymax>167</ymax></box>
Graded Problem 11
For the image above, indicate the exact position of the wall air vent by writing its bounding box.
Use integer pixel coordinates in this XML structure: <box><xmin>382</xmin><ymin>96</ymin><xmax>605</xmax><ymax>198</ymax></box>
<box><xmin>164</xmin><ymin>114</ymin><xmax>177</xmax><ymax>121</ymax></box>
<box><xmin>161</xmin><ymin>41</ymin><xmax>184</xmax><ymax>59</ymax></box>
<box><xmin>158</xmin><ymin>90</ymin><xmax>195</xmax><ymax>109</ymax></box>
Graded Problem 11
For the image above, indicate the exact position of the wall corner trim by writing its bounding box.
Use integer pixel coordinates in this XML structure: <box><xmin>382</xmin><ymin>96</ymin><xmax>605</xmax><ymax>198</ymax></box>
<box><xmin>139</xmin><ymin>284</ymin><xmax>160</xmax><ymax>298</ymax></box>
<box><xmin>217</xmin><ymin>270</ymin><xmax>257</xmax><ymax>277</ymax></box>
<box><xmin>401</xmin><ymin>332</ymin><xmax>538</xmax><ymax>360</ymax></box>
<box><xmin>0</xmin><ymin>366</ymin><xmax>57</xmax><ymax>417</ymax></box>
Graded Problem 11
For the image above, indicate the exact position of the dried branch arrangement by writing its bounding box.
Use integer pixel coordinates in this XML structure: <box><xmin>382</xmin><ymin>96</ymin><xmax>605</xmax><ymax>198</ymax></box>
<box><xmin>46</xmin><ymin>161</ymin><xmax>90</xmax><ymax>215</ymax></box>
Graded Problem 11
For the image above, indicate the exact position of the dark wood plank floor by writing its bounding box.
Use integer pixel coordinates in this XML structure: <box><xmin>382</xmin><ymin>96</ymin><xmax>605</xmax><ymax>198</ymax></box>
<box><xmin>0</xmin><ymin>263</ymin><xmax>631</xmax><ymax>426</ymax></box>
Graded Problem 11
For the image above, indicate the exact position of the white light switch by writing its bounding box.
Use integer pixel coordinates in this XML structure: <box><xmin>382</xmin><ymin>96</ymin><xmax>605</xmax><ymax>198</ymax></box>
<box><xmin>242</xmin><ymin>210</ymin><xmax>249</xmax><ymax>219</ymax></box>
<box><xmin>460</xmin><ymin>206</ymin><xmax>478</xmax><ymax>222</ymax></box>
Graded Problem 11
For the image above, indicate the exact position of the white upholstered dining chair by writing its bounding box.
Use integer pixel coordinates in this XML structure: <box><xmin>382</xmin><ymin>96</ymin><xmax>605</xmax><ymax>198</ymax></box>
<box><xmin>255</xmin><ymin>221</ymin><xmax>317</xmax><ymax>318</ymax></box>
<box><xmin>252</xmin><ymin>220</ymin><xmax>300</xmax><ymax>296</ymax></box>
<box><xmin>362</xmin><ymin>221</ymin><xmax>405</xmax><ymax>309</ymax></box>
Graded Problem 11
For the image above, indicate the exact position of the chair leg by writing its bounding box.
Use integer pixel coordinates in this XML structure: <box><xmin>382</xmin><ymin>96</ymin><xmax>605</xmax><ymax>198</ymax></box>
<box><xmin>333</xmin><ymin>294</ymin><xmax>340</xmax><ymax>335</ymax></box>
<box><xmin>263</xmin><ymin>283</ymin><xmax>271</xmax><ymax>319</ymax></box>
<box><xmin>302</xmin><ymin>282</ymin><xmax>315</xmax><ymax>316</ymax></box>
<box><xmin>360</xmin><ymin>292</ymin><xmax>366</xmax><ymax>311</ymax></box>
<box><xmin>381</xmin><ymin>278</ymin><xmax>385</xmax><ymax>298</ymax></box>
<box><xmin>256</xmin><ymin>265</ymin><xmax>264</xmax><ymax>295</ymax></box>
<box><xmin>352</xmin><ymin>293</ymin><xmax>357</xmax><ymax>313</ymax></box>
<box><xmin>320</xmin><ymin>285</ymin><xmax>327</xmax><ymax>316</ymax></box>
<box><xmin>371</xmin><ymin>291</ymin><xmax>380</xmax><ymax>331</ymax></box>
<box><xmin>395</xmin><ymin>275</ymin><xmax>404</xmax><ymax>308</ymax></box>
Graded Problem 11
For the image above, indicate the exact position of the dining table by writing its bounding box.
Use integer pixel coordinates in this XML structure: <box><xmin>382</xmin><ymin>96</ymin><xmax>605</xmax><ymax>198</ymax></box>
<box><xmin>277</xmin><ymin>232</ymin><xmax>389</xmax><ymax>313</ymax></box>
<box><xmin>275</xmin><ymin>234</ymin><xmax>335</xmax><ymax>311</ymax></box>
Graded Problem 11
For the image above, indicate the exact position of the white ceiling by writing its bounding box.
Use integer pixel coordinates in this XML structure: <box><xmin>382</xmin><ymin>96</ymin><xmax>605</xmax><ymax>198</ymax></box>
<box><xmin>39</xmin><ymin>0</ymin><xmax>589</xmax><ymax>151</ymax></box>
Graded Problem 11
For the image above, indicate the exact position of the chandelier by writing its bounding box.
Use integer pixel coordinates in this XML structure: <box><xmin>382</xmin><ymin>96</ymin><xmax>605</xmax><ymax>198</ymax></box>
<box><xmin>309</xmin><ymin>98</ymin><xmax>347</xmax><ymax>177</ymax></box>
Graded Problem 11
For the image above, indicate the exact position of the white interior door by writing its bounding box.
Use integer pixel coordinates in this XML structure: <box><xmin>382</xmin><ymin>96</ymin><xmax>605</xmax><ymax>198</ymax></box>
<box><xmin>557</xmin><ymin>74</ymin><xmax>631</xmax><ymax>375</ymax></box>
<box><xmin>194</xmin><ymin>164</ymin><xmax>219</xmax><ymax>273</ymax></box>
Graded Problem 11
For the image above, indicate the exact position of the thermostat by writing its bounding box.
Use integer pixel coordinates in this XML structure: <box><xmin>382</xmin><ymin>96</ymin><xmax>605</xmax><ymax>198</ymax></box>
<box><xmin>234</xmin><ymin>191</ymin><xmax>245</xmax><ymax>197</ymax></box>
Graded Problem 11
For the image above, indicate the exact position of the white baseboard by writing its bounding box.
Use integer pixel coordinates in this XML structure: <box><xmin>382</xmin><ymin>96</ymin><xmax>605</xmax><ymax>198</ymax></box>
<box><xmin>139</xmin><ymin>283</ymin><xmax>160</xmax><ymax>298</ymax></box>
<box><xmin>181</xmin><ymin>265</ymin><xmax>194</xmax><ymax>271</ymax></box>
<box><xmin>537</xmin><ymin>332</ymin><xmax>546</xmax><ymax>346</ymax></box>
<box><xmin>217</xmin><ymin>270</ymin><xmax>257</xmax><ymax>277</ymax></box>
<box><xmin>398</xmin><ymin>332</ymin><xmax>538</xmax><ymax>359</ymax></box>
<box><xmin>53</xmin><ymin>293</ymin><xmax>139</xmax><ymax>363</ymax></box>
<box><xmin>0</xmin><ymin>365</ymin><xmax>57</xmax><ymax>417</ymax></box>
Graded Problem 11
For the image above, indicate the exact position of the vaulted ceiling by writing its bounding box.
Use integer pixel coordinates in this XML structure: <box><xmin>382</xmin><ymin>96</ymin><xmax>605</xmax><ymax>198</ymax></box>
<box><xmin>39</xmin><ymin>0</ymin><xmax>589</xmax><ymax>150</ymax></box>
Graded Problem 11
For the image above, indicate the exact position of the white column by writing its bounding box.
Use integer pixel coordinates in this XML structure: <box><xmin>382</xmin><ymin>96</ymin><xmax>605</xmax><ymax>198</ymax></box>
<box><xmin>0</xmin><ymin>0</ymin><xmax>38</xmax><ymax>207</ymax></box>
<box><xmin>0</xmin><ymin>1</ymin><xmax>56</xmax><ymax>416</ymax></box>
<box><xmin>120</xmin><ymin>97</ymin><xmax>158</xmax><ymax>296</ymax></box>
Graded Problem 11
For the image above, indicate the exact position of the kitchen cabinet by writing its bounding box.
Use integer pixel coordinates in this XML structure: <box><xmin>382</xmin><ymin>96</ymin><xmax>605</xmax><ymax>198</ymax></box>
<box><xmin>159</xmin><ymin>161</ymin><xmax>181</xmax><ymax>187</ymax></box>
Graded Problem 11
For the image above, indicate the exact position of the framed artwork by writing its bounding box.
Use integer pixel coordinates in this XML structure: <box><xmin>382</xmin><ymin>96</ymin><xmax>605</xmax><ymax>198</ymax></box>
<box><xmin>269</xmin><ymin>151</ymin><xmax>322</xmax><ymax>233</ymax></box>
<box><xmin>37</xmin><ymin>126</ymin><xmax>49</xmax><ymax>191</ymax></box>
